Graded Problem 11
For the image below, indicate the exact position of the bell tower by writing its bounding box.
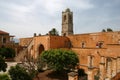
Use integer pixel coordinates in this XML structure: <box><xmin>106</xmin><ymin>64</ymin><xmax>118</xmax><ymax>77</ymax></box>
<box><xmin>62</xmin><ymin>8</ymin><xmax>73</xmax><ymax>36</ymax></box>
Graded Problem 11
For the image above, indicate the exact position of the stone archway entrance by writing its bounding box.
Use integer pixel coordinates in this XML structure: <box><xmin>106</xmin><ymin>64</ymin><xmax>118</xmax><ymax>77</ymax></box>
<box><xmin>78</xmin><ymin>68</ymin><xmax>88</xmax><ymax>80</ymax></box>
<box><xmin>38</xmin><ymin>44</ymin><xmax>45</xmax><ymax>55</ymax></box>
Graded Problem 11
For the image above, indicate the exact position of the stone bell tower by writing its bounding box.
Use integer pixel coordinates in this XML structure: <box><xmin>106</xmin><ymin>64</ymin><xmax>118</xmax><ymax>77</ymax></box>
<box><xmin>62</xmin><ymin>8</ymin><xmax>73</xmax><ymax>36</ymax></box>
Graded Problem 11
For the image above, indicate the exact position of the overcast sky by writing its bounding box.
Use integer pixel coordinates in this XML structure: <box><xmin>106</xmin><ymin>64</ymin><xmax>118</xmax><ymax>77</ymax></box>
<box><xmin>0</xmin><ymin>0</ymin><xmax>120</xmax><ymax>38</ymax></box>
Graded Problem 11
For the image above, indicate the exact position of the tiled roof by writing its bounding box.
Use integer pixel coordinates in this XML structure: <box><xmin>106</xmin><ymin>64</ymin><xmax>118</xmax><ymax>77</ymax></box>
<box><xmin>0</xmin><ymin>30</ymin><xmax>9</xmax><ymax>34</ymax></box>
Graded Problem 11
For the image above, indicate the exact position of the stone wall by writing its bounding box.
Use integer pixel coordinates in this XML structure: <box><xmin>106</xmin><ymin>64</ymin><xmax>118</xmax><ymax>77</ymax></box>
<box><xmin>112</xmin><ymin>73</ymin><xmax>120</xmax><ymax>80</ymax></box>
<box><xmin>19</xmin><ymin>37</ymin><xmax>33</xmax><ymax>47</ymax></box>
<box><xmin>49</xmin><ymin>36</ymin><xmax>69</xmax><ymax>49</ymax></box>
<box><xmin>68</xmin><ymin>31</ymin><xmax>120</xmax><ymax>48</ymax></box>
<box><xmin>19</xmin><ymin>31</ymin><xmax>120</xmax><ymax>79</ymax></box>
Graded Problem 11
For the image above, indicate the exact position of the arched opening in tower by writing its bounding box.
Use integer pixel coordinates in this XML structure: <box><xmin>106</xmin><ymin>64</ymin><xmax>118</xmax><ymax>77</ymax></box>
<box><xmin>38</xmin><ymin>44</ymin><xmax>45</xmax><ymax>55</ymax></box>
<box><xmin>64</xmin><ymin>15</ymin><xmax>66</xmax><ymax>22</ymax></box>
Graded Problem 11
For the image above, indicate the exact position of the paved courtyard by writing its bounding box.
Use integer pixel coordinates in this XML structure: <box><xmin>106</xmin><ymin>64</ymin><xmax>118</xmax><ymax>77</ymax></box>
<box><xmin>0</xmin><ymin>62</ymin><xmax>17</xmax><ymax>74</ymax></box>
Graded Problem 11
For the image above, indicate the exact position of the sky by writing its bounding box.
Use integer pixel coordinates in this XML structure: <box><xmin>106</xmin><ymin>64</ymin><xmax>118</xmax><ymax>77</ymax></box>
<box><xmin>0</xmin><ymin>0</ymin><xmax>120</xmax><ymax>39</ymax></box>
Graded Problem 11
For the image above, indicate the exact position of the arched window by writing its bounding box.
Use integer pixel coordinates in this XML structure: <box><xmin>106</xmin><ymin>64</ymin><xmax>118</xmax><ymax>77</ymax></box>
<box><xmin>68</xmin><ymin>41</ymin><xmax>72</xmax><ymax>48</ymax></box>
<box><xmin>38</xmin><ymin>44</ymin><xmax>44</xmax><ymax>55</ymax></box>
<box><xmin>63</xmin><ymin>33</ymin><xmax>66</xmax><ymax>36</ymax></box>
<box><xmin>64</xmin><ymin>15</ymin><xmax>66</xmax><ymax>22</ymax></box>
<box><xmin>3</xmin><ymin>38</ymin><xmax>6</xmax><ymax>43</ymax></box>
<box><xmin>96</xmin><ymin>41</ymin><xmax>104</xmax><ymax>48</ymax></box>
<box><xmin>81</xmin><ymin>42</ymin><xmax>85</xmax><ymax>48</ymax></box>
<box><xmin>99</xmin><ymin>42</ymin><xmax>103</xmax><ymax>48</ymax></box>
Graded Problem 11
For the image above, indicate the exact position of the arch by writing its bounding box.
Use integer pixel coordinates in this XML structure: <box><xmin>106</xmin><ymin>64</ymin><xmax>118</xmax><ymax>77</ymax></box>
<box><xmin>81</xmin><ymin>42</ymin><xmax>85</xmax><ymax>48</ymax></box>
<box><xmin>64</xmin><ymin>15</ymin><xmax>67</xmax><ymax>22</ymax></box>
<box><xmin>38</xmin><ymin>44</ymin><xmax>45</xmax><ymax>55</ymax></box>
<box><xmin>78</xmin><ymin>68</ymin><xmax>88</xmax><ymax>80</ymax></box>
<box><xmin>3</xmin><ymin>38</ymin><xmax>6</xmax><ymax>43</ymax></box>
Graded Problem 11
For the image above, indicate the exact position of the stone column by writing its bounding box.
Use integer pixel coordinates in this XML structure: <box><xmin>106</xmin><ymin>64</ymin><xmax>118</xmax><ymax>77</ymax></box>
<box><xmin>88</xmin><ymin>55</ymin><xmax>94</xmax><ymax>68</ymax></box>
<box><xmin>87</xmin><ymin>55</ymin><xmax>94</xmax><ymax>80</ymax></box>
<box><xmin>99</xmin><ymin>56</ymin><xmax>105</xmax><ymax>80</ymax></box>
<box><xmin>101</xmin><ymin>56</ymin><xmax>105</xmax><ymax>63</ymax></box>
<box><xmin>111</xmin><ymin>58</ymin><xmax>117</xmax><ymax>77</ymax></box>
<box><xmin>117</xmin><ymin>57</ymin><xmax>120</xmax><ymax>73</ymax></box>
<box><xmin>87</xmin><ymin>68</ymin><xmax>94</xmax><ymax>80</ymax></box>
<box><xmin>106</xmin><ymin>58</ymin><xmax>112</xmax><ymax>79</ymax></box>
<box><xmin>68</xmin><ymin>72</ymin><xmax>78</xmax><ymax>80</ymax></box>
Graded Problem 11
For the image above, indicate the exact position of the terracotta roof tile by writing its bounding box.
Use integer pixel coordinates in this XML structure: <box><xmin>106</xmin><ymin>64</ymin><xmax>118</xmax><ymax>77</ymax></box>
<box><xmin>0</xmin><ymin>30</ymin><xmax>9</xmax><ymax>34</ymax></box>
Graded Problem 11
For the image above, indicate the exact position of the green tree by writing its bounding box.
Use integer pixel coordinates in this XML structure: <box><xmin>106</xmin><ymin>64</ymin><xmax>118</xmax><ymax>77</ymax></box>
<box><xmin>102</xmin><ymin>29</ymin><xmax>106</xmax><ymax>32</ymax></box>
<box><xmin>0</xmin><ymin>48</ymin><xmax>6</xmax><ymax>57</ymax></box>
<box><xmin>107</xmin><ymin>28</ymin><xmax>113</xmax><ymax>32</ymax></box>
<box><xmin>39</xmin><ymin>49</ymin><xmax>79</xmax><ymax>72</ymax></box>
<box><xmin>49</xmin><ymin>28</ymin><xmax>59</xmax><ymax>36</ymax></box>
<box><xmin>21</xmin><ymin>56</ymin><xmax>39</xmax><ymax>79</ymax></box>
<box><xmin>9</xmin><ymin>65</ymin><xmax>32</xmax><ymax>80</ymax></box>
<box><xmin>6</xmin><ymin>48</ymin><xmax>15</xmax><ymax>58</ymax></box>
<box><xmin>0</xmin><ymin>74</ymin><xmax>11</xmax><ymax>80</ymax></box>
<box><xmin>0</xmin><ymin>48</ymin><xmax>15</xmax><ymax>58</ymax></box>
<box><xmin>0</xmin><ymin>55</ymin><xmax>7</xmax><ymax>72</ymax></box>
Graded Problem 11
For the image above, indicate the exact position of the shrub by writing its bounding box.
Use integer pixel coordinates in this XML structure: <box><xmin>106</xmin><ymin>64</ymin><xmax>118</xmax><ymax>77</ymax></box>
<box><xmin>0</xmin><ymin>48</ymin><xmax>15</xmax><ymax>58</ymax></box>
<box><xmin>39</xmin><ymin>49</ymin><xmax>79</xmax><ymax>72</ymax></box>
<box><xmin>9</xmin><ymin>65</ymin><xmax>32</xmax><ymax>80</ymax></box>
<box><xmin>0</xmin><ymin>73</ymin><xmax>11</xmax><ymax>80</ymax></box>
<box><xmin>0</xmin><ymin>55</ymin><xmax>7</xmax><ymax>72</ymax></box>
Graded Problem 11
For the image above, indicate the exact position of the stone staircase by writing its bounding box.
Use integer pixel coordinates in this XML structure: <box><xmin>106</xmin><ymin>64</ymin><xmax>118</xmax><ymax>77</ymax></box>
<box><xmin>15</xmin><ymin>39</ymin><xmax>34</xmax><ymax>62</ymax></box>
<box><xmin>27</xmin><ymin>38</ymin><xmax>34</xmax><ymax>52</ymax></box>
<box><xmin>14</xmin><ymin>48</ymin><xmax>28</xmax><ymax>62</ymax></box>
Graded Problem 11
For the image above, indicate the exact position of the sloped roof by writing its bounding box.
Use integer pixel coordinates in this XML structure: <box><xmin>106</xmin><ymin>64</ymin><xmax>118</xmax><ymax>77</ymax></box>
<box><xmin>0</xmin><ymin>30</ymin><xmax>9</xmax><ymax>34</ymax></box>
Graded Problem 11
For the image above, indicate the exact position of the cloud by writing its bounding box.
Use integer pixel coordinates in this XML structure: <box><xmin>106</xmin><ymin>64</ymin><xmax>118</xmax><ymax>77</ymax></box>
<box><xmin>0</xmin><ymin>0</ymin><xmax>120</xmax><ymax>38</ymax></box>
<box><xmin>65</xmin><ymin>0</ymin><xmax>94</xmax><ymax>9</ymax></box>
<box><xmin>0</xmin><ymin>0</ymin><xmax>94</xmax><ymax>20</ymax></box>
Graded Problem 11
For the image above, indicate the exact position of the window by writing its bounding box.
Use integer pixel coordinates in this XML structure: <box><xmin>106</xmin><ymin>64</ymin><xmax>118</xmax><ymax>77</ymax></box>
<box><xmin>68</xmin><ymin>41</ymin><xmax>72</xmax><ymax>48</ymax></box>
<box><xmin>63</xmin><ymin>33</ymin><xmax>66</xmax><ymax>36</ymax></box>
<box><xmin>3</xmin><ymin>38</ymin><xmax>6</xmax><ymax>43</ymax></box>
<box><xmin>96</xmin><ymin>41</ymin><xmax>103</xmax><ymax>48</ymax></box>
<box><xmin>99</xmin><ymin>42</ymin><xmax>103</xmax><ymax>48</ymax></box>
<box><xmin>64</xmin><ymin>15</ymin><xmax>66</xmax><ymax>22</ymax></box>
<box><xmin>118</xmin><ymin>39</ymin><xmax>120</xmax><ymax>44</ymax></box>
<box><xmin>81</xmin><ymin>42</ymin><xmax>85</xmax><ymax>48</ymax></box>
